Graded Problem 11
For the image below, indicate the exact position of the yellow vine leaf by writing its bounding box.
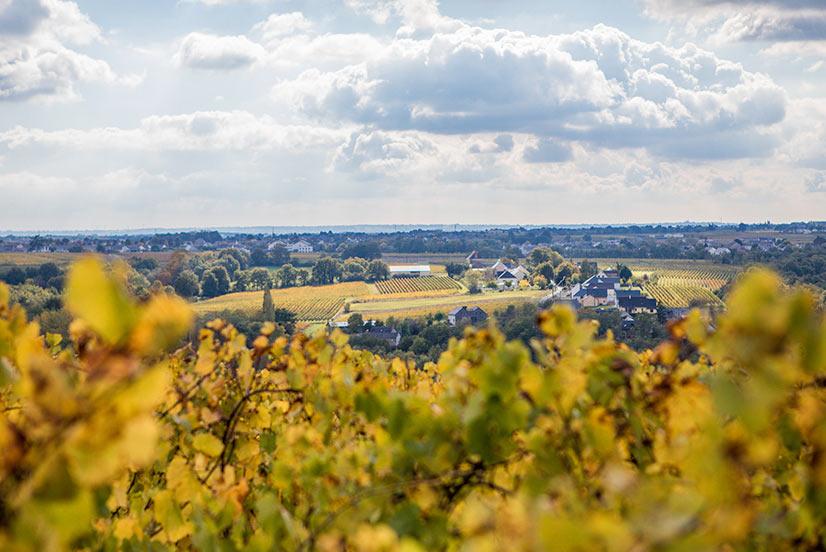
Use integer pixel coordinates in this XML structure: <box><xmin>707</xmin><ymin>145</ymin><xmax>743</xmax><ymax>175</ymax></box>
<box><xmin>65</xmin><ymin>257</ymin><xmax>137</xmax><ymax>345</ymax></box>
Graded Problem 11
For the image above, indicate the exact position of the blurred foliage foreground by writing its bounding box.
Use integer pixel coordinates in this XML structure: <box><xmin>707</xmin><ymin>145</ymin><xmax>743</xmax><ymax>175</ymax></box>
<box><xmin>1</xmin><ymin>258</ymin><xmax>825</xmax><ymax>551</ymax></box>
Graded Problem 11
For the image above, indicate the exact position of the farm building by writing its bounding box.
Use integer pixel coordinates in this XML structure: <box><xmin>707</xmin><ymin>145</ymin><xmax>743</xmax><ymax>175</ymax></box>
<box><xmin>360</xmin><ymin>326</ymin><xmax>401</xmax><ymax>347</ymax></box>
<box><xmin>573</xmin><ymin>286</ymin><xmax>615</xmax><ymax>307</ymax></box>
<box><xmin>618</xmin><ymin>296</ymin><xmax>658</xmax><ymax>315</ymax></box>
<box><xmin>448</xmin><ymin>306</ymin><xmax>488</xmax><ymax>326</ymax></box>
<box><xmin>466</xmin><ymin>251</ymin><xmax>488</xmax><ymax>269</ymax></box>
<box><xmin>388</xmin><ymin>264</ymin><xmax>432</xmax><ymax>278</ymax></box>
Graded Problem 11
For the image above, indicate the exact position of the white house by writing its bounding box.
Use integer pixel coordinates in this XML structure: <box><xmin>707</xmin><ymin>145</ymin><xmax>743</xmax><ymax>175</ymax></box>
<box><xmin>286</xmin><ymin>240</ymin><xmax>313</xmax><ymax>253</ymax></box>
<box><xmin>495</xmin><ymin>269</ymin><xmax>520</xmax><ymax>289</ymax></box>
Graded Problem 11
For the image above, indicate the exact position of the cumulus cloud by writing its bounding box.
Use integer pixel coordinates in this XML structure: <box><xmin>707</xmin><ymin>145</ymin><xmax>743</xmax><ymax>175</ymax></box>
<box><xmin>0</xmin><ymin>0</ymin><xmax>137</xmax><ymax>102</ymax></box>
<box><xmin>332</xmin><ymin>129</ymin><xmax>437</xmax><ymax>176</ymax></box>
<box><xmin>807</xmin><ymin>172</ymin><xmax>826</xmax><ymax>192</ymax></box>
<box><xmin>252</xmin><ymin>12</ymin><xmax>312</xmax><ymax>43</ymax></box>
<box><xmin>261</xmin><ymin>32</ymin><xmax>385</xmax><ymax>70</ymax></box>
<box><xmin>274</xmin><ymin>23</ymin><xmax>786</xmax><ymax>160</ymax></box>
<box><xmin>523</xmin><ymin>138</ymin><xmax>573</xmax><ymax>163</ymax></box>
<box><xmin>175</xmin><ymin>32</ymin><xmax>266</xmax><ymax>70</ymax></box>
<box><xmin>176</xmin><ymin>13</ymin><xmax>382</xmax><ymax>73</ymax></box>
<box><xmin>644</xmin><ymin>0</ymin><xmax>826</xmax><ymax>48</ymax></box>
<box><xmin>331</xmin><ymin>128</ymin><xmax>506</xmax><ymax>183</ymax></box>
<box><xmin>0</xmin><ymin>0</ymin><xmax>49</xmax><ymax>36</ymax></box>
<box><xmin>0</xmin><ymin>110</ymin><xmax>348</xmax><ymax>152</ymax></box>
<box><xmin>468</xmin><ymin>134</ymin><xmax>514</xmax><ymax>154</ymax></box>
<box><xmin>344</xmin><ymin>0</ymin><xmax>462</xmax><ymax>35</ymax></box>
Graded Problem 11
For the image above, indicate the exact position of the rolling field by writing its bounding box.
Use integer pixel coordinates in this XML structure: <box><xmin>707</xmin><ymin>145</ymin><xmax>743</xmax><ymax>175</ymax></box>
<box><xmin>0</xmin><ymin>252</ymin><xmax>83</xmax><ymax>268</ymax></box>
<box><xmin>341</xmin><ymin>290</ymin><xmax>546</xmax><ymax>321</ymax></box>
<box><xmin>193</xmin><ymin>281</ymin><xmax>372</xmax><ymax>321</ymax></box>
<box><xmin>375</xmin><ymin>276</ymin><xmax>462</xmax><ymax>294</ymax></box>
<box><xmin>0</xmin><ymin>251</ymin><xmax>184</xmax><ymax>270</ymax></box>
<box><xmin>643</xmin><ymin>284</ymin><xmax>725</xmax><ymax>308</ymax></box>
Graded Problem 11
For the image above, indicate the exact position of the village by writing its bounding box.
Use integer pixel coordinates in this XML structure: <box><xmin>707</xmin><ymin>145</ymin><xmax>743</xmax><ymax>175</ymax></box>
<box><xmin>334</xmin><ymin>252</ymin><xmax>663</xmax><ymax>349</ymax></box>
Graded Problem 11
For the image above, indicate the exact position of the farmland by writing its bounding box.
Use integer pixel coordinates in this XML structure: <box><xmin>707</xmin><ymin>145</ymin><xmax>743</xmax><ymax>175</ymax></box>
<box><xmin>192</xmin><ymin>281</ymin><xmax>372</xmax><ymax>321</ymax></box>
<box><xmin>643</xmin><ymin>284</ymin><xmax>725</xmax><ymax>308</ymax></box>
<box><xmin>343</xmin><ymin>290</ymin><xmax>547</xmax><ymax>321</ymax></box>
<box><xmin>0</xmin><ymin>251</ymin><xmax>180</xmax><ymax>270</ymax></box>
<box><xmin>192</xmin><ymin>277</ymin><xmax>541</xmax><ymax>322</ymax></box>
<box><xmin>0</xmin><ymin>252</ymin><xmax>83</xmax><ymax>269</ymax></box>
<box><xmin>375</xmin><ymin>276</ymin><xmax>462</xmax><ymax>295</ymax></box>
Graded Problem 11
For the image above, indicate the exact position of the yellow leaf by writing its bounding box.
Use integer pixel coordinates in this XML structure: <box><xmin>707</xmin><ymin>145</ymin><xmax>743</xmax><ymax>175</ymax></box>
<box><xmin>130</xmin><ymin>294</ymin><xmax>193</xmax><ymax>355</ymax></box>
<box><xmin>114</xmin><ymin>516</ymin><xmax>141</xmax><ymax>541</ymax></box>
<box><xmin>120</xmin><ymin>415</ymin><xmax>160</xmax><ymax>467</ymax></box>
<box><xmin>237</xmin><ymin>440</ymin><xmax>259</xmax><ymax>462</ymax></box>
<box><xmin>193</xmin><ymin>433</ymin><xmax>223</xmax><ymax>457</ymax></box>
<box><xmin>65</xmin><ymin>256</ymin><xmax>137</xmax><ymax>344</ymax></box>
<box><xmin>166</xmin><ymin>456</ymin><xmax>202</xmax><ymax>503</ymax></box>
<box><xmin>153</xmin><ymin>489</ymin><xmax>193</xmax><ymax>543</ymax></box>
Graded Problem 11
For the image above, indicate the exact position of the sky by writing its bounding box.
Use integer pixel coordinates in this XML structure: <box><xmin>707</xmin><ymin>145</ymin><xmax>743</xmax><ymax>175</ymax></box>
<box><xmin>1</xmin><ymin>0</ymin><xmax>825</xmax><ymax>231</ymax></box>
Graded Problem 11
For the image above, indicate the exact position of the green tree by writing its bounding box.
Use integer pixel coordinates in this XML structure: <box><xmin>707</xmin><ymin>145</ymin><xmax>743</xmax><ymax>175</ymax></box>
<box><xmin>534</xmin><ymin>261</ymin><xmax>555</xmax><ymax>283</ymax></box>
<box><xmin>555</xmin><ymin>261</ymin><xmax>575</xmax><ymax>284</ymax></box>
<box><xmin>248</xmin><ymin>267</ymin><xmax>273</xmax><ymax>290</ymax></box>
<box><xmin>200</xmin><ymin>272</ymin><xmax>219</xmax><ymax>298</ymax></box>
<box><xmin>312</xmin><ymin>257</ymin><xmax>342</xmax><ymax>285</ymax></box>
<box><xmin>1</xmin><ymin>267</ymin><xmax>26</xmax><ymax>285</ymax></box>
<box><xmin>262</xmin><ymin>288</ymin><xmax>275</xmax><ymax>321</ymax></box>
<box><xmin>445</xmin><ymin>262</ymin><xmax>466</xmax><ymax>279</ymax></box>
<box><xmin>366</xmin><ymin>260</ymin><xmax>390</xmax><ymax>282</ymax></box>
<box><xmin>201</xmin><ymin>266</ymin><xmax>230</xmax><ymax>297</ymax></box>
<box><xmin>277</xmin><ymin>264</ymin><xmax>298</xmax><ymax>288</ymax></box>
<box><xmin>173</xmin><ymin>270</ymin><xmax>200</xmax><ymax>298</ymax></box>
<box><xmin>579</xmin><ymin>260</ymin><xmax>598</xmax><ymax>280</ymax></box>
<box><xmin>618</xmin><ymin>264</ymin><xmax>633</xmax><ymax>282</ymax></box>
<box><xmin>347</xmin><ymin>313</ymin><xmax>364</xmax><ymax>333</ymax></box>
<box><xmin>342</xmin><ymin>258</ymin><xmax>368</xmax><ymax>281</ymax></box>
<box><xmin>340</xmin><ymin>241</ymin><xmax>381</xmax><ymax>260</ymax></box>
<box><xmin>465</xmin><ymin>271</ymin><xmax>482</xmax><ymax>294</ymax></box>
<box><xmin>527</xmin><ymin>247</ymin><xmax>563</xmax><ymax>268</ymax></box>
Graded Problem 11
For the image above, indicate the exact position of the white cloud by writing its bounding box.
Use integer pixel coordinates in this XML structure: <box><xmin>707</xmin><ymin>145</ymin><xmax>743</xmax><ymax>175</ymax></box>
<box><xmin>344</xmin><ymin>0</ymin><xmax>461</xmax><ymax>35</ymax></box>
<box><xmin>274</xmin><ymin>23</ymin><xmax>786</xmax><ymax>160</ymax></box>
<box><xmin>0</xmin><ymin>110</ymin><xmax>349</xmax><ymax>152</ymax></box>
<box><xmin>0</xmin><ymin>0</ymin><xmax>136</xmax><ymax>102</ymax></box>
<box><xmin>182</xmin><ymin>0</ymin><xmax>273</xmax><ymax>5</ymax></box>
<box><xmin>644</xmin><ymin>0</ymin><xmax>826</xmax><ymax>51</ymax></box>
<box><xmin>175</xmin><ymin>32</ymin><xmax>266</xmax><ymax>70</ymax></box>
<box><xmin>262</xmin><ymin>32</ymin><xmax>385</xmax><ymax>70</ymax></box>
<box><xmin>252</xmin><ymin>12</ymin><xmax>312</xmax><ymax>44</ymax></box>
<box><xmin>807</xmin><ymin>172</ymin><xmax>826</xmax><ymax>192</ymax></box>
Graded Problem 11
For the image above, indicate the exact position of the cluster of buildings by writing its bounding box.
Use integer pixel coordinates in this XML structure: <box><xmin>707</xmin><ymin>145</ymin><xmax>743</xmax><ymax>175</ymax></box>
<box><xmin>0</xmin><ymin>233</ymin><xmax>319</xmax><ymax>255</ymax></box>
<box><xmin>466</xmin><ymin>252</ymin><xmax>532</xmax><ymax>289</ymax></box>
<box><xmin>557</xmin><ymin>269</ymin><xmax>658</xmax><ymax>328</ymax></box>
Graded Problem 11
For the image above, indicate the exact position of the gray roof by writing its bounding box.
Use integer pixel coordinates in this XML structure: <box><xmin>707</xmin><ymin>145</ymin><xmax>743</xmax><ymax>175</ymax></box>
<box><xmin>618</xmin><ymin>296</ymin><xmax>657</xmax><ymax>310</ymax></box>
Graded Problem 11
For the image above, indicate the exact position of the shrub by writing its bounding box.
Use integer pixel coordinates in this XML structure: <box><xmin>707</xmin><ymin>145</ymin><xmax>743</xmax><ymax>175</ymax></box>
<box><xmin>0</xmin><ymin>261</ymin><xmax>825</xmax><ymax>550</ymax></box>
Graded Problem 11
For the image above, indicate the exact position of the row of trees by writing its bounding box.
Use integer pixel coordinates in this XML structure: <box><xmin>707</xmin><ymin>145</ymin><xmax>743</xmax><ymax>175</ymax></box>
<box><xmin>133</xmin><ymin>251</ymin><xmax>393</xmax><ymax>299</ymax></box>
